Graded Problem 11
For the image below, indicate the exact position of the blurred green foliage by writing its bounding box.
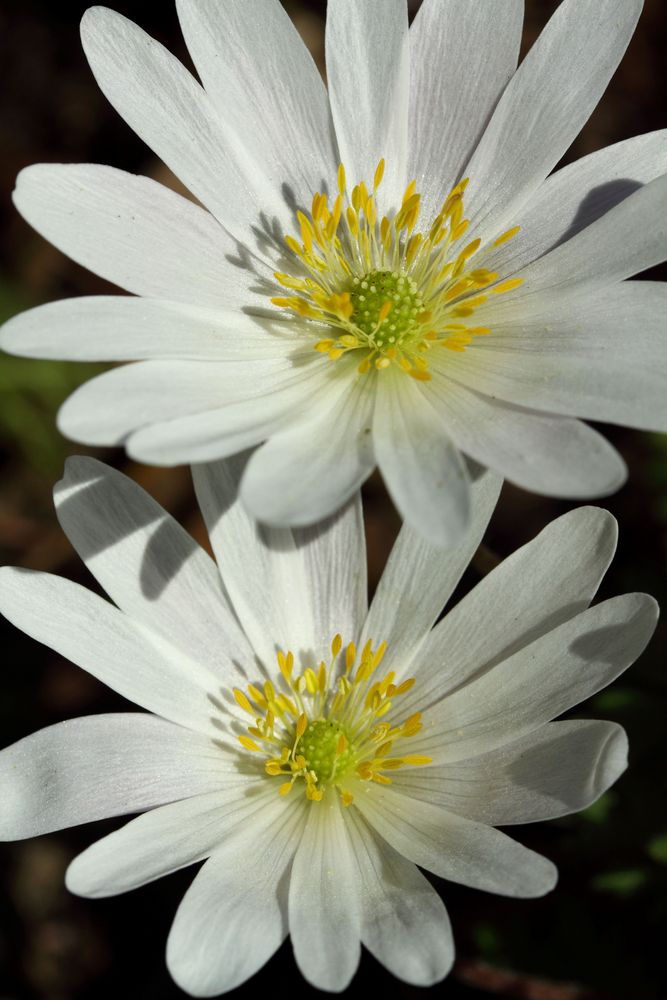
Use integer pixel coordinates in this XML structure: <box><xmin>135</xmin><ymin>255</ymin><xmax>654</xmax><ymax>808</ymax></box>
<box><xmin>0</xmin><ymin>278</ymin><xmax>106</xmax><ymax>473</ymax></box>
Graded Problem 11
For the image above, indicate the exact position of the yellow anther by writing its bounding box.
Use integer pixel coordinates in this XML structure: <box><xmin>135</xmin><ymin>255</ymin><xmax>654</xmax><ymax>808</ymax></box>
<box><xmin>247</xmin><ymin>684</ymin><xmax>267</xmax><ymax>708</ymax></box>
<box><xmin>378</xmin><ymin>301</ymin><xmax>393</xmax><ymax>324</ymax></box>
<box><xmin>296</xmin><ymin>713</ymin><xmax>308</xmax><ymax>740</ymax></box>
<box><xmin>402</xmin><ymin>179</ymin><xmax>417</xmax><ymax>205</ymax></box>
<box><xmin>492</xmin><ymin>277</ymin><xmax>524</xmax><ymax>294</ymax></box>
<box><xmin>238</xmin><ymin>735</ymin><xmax>262</xmax><ymax>752</ymax></box>
<box><xmin>304</xmin><ymin>668</ymin><xmax>318</xmax><ymax>694</ymax></box>
<box><xmin>332</xmin><ymin>634</ymin><xmax>342</xmax><ymax>657</ymax></box>
<box><xmin>394</xmin><ymin>677</ymin><xmax>416</xmax><ymax>696</ymax></box>
<box><xmin>493</xmin><ymin>225</ymin><xmax>521</xmax><ymax>247</ymax></box>
<box><xmin>233</xmin><ymin>688</ymin><xmax>254</xmax><ymax>714</ymax></box>
<box><xmin>337</xmin><ymin>163</ymin><xmax>346</xmax><ymax>195</ymax></box>
<box><xmin>402</xmin><ymin>755</ymin><xmax>433</xmax><ymax>766</ymax></box>
<box><xmin>336</xmin><ymin>733</ymin><xmax>348</xmax><ymax>755</ymax></box>
<box><xmin>373</xmin><ymin>159</ymin><xmax>385</xmax><ymax>190</ymax></box>
<box><xmin>279</xmin><ymin>781</ymin><xmax>294</xmax><ymax>796</ymax></box>
<box><xmin>318</xmin><ymin>662</ymin><xmax>327</xmax><ymax>692</ymax></box>
<box><xmin>341</xmin><ymin>791</ymin><xmax>354</xmax><ymax>807</ymax></box>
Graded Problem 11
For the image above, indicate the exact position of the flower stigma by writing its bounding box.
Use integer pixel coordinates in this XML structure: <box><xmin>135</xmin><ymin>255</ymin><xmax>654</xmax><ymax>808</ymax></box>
<box><xmin>234</xmin><ymin>635</ymin><xmax>431</xmax><ymax>806</ymax></box>
<box><xmin>272</xmin><ymin>160</ymin><xmax>523</xmax><ymax>380</ymax></box>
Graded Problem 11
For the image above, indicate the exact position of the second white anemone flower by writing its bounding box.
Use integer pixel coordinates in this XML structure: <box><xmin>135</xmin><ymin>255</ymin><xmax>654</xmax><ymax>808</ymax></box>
<box><xmin>0</xmin><ymin>456</ymin><xmax>658</xmax><ymax>993</ymax></box>
<box><xmin>3</xmin><ymin>0</ymin><xmax>667</xmax><ymax>546</ymax></box>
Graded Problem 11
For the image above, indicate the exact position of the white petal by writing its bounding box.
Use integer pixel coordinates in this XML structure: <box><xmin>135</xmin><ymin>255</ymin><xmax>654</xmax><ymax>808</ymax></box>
<box><xmin>497</xmin><ymin>172</ymin><xmax>667</xmax><ymax>312</ymax></box>
<box><xmin>194</xmin><ymin>455</ymin><xmax>367</xmax><ymax>668</ymax></box>
<box><xmin>446</xmin><ymin>282</ymin><xmax>667</xmax><ymax>432</ymax></box>
<box><xmin>344</xmin><ymin>807</ymin><xmax>453</xmax><ymax>986</ymax></box>
<box><xmin>54</xmin><ymin>457</ymin><xmax>251</xmax><ymax>675</ymax></box>
<box><xmin>409</xmin><ymin>0</ymin><xmax>523</xmax><ymax>224</ymax></box>
<box><xmin>12</xmin><ymin>164</ymin><xmax>269</xmax><ymax>308</ymax></box>
<box><xmin>392</xmin><ymin>719</ymin><xmax>628</xmax><ymax>826</ymax></box>
<box><xmin>176</xmin><ymin>0</ymin><xmax>336</xmax><ymax>211</ymax></box>
<box><xmin>125</xmin><ymin>357</ymin><xmax>328</xmax><ymax>465</ymax></box>
<box><xmin>373</xmin><ymin>372</ymin><xmax>470</xmax><ymax>548</ymax></box>
<box><xmin>0</xmin><ymin>296</ymin><xmax>304</xmax><ymax>362</ymax></box>
<box><xmin>355</xmin><ymin>786</ymin><xmax>557</xmax><ymax>898</ymax></box>
<box><xmin>464</xmin><ymin>0</ymin><xmax>642</xmax><ymax>241</ymax></box>
<box><xmin>417</xmin><ymin>593</ymin><xmax>658</xmax><ymax>763</ymax></box>
<box><xmin>66</xmin><ymin>781</ymin><xmax>272</xmax><ymax>897</ymax></box>
<box><xmin>0</xmin><ymin>714</ymin><xmax>230</xmax><ymax>839</ymax></box>
<box><xmin>80</xmin><ymin>7</ymin><xmax>288</xmax><ymax>249</ymax></box>
<box><xmin>289</xmin><ymin>794</ymin><xmax>362</xmax><ymax>992</ymax></box>
<box><xmin>0</xmin><ymin>568</ymin><xmax>223</xmax><ymax>735</ymax></box>
<box><xmin>167</xmin><ymin>794</ymin><xmax>305</xmax><ymax>996</ymax></box>
<box><xmin>485</xmin><ymin>130</ymin><xmax>667</xmax><ymax>277</ymax></box>
<box><xmin>359</xmin><ymin>470</ymin><xmax>501</xmax><ymax>677</ymax></box>
<box><xmin>57</xmin><ymin>356</ymin><xmax>300</xmax><ymax>447</ymax></box>
<box><xmin>407</xmin><ymin>506</ymin><xmax>618</xmax><ymax>713</ymax></box>
<box><xmin>325</xmin><ymin>0</ymin><xmax>409</xmax><ymax>209</ymax></box>
<box><xmin>424</xmin><ymin>377</ymin><xmax>627</xmax><ymax>499</ymax></box>
<box><xmin>240</xmin><ymin>369</ymin><xmax>375</xmax><ymax>526</ymax></box>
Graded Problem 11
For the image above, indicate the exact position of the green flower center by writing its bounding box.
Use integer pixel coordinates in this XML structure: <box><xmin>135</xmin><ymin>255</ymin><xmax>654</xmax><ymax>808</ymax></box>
<box><xmin>349</xmin><ymin>270</ymin><xmax>425</xmax><ymax>348</ymax></box>
<box><xmin>299</xmin><ymin>719</ymin><xmax>354</xmax><ymax>783</ymax></box>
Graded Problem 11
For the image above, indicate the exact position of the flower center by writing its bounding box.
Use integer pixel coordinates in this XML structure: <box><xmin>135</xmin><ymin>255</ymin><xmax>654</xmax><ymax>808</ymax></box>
<box><xmin>300</xmin><ymin>719</ymin><xmax>354</xmax><ymax>783</ymax></box>
<box><xmin>234</xmin><ymin>635</ymin><xmax>431</xmax><ymax>806</ymax></box>
<box><xmin>271</xmin><ymin>160</ymin><xmax>524</xmax><ymax>380</ymax></box>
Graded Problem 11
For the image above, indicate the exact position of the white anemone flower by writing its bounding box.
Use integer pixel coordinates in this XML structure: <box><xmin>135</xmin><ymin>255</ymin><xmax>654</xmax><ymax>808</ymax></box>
<box><xmin>2</xmin><ymin>0</ymin><xmax>667</xmax><ymax>546</ymax></box>
<box><xmin>0</xmin><ymin>456</ymin><xmax>658</xmax><ymax>993</ymax></box>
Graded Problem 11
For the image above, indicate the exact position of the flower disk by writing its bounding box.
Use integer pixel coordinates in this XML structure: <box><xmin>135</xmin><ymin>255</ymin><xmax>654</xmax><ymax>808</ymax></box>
<box><xmin>235</xmin><ymin>635</ymin><xmax>430</xmax><ymax>805</ymax></box>
<box><xmin>272</xmin><ymin>161</ymin><xmax>524</xmax><ymax>379</ymax></box>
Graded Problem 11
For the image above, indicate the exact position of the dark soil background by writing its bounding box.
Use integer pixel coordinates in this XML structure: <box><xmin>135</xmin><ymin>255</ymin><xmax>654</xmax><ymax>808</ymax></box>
<box><xmin>0</xmin><ymin>1</ymin><xmax>666</xmax><ymax>998</ymax></box>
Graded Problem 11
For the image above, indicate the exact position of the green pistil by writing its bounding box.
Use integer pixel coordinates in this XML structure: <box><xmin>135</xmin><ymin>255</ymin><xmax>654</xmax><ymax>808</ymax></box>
<box><xmin>300</xmin><ymin>719</ymin><xmax>354</xmax><ymax>783</ymax></box>
<box><xmin>350</xmin><ymin>270</ymin><xmax>425</xmax><ymax>347</ymax></box>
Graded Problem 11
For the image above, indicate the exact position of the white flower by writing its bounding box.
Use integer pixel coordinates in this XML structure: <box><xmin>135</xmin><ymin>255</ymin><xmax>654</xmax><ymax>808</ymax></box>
<box><xmin>3</xmin><ymin>0</ymin><xmax>667</xmax><ymax>546</ymax></box>
<box><xmin>0</xmin><ymin>456</ymin><xmax>657</xmax><ymax>994</ymax></box>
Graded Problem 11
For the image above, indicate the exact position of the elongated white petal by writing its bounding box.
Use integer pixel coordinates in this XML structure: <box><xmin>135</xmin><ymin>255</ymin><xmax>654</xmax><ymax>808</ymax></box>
<box><xmin>392</xmin><ymin>720</ymin><xmax>628</xmax><ymax>826</ymax></box>
<box><xmin>464</xmin><ymin>0</ymin><xmax>642</xmax><ymax>241</ymax></box>
<box><xmin>55</xmin><ymin>457</ymin><xmax>251</xmax><ymax>674</ymax></box>
<box><xmin>0</xmin><ymin>568</ymin><xmax>223</xmax><ymax>735</ymax></box>
<box><xmin>404</xmin><ymin>506</ymin><xmax>617</xmax><ymax>713</ymax></box>
<box><xmin>80</xmin><ymin>7</ymin><xmax>288</xmax><ymax>249</ymax></box>
<box><xmin>374</xmin><ymin>373</ymin><xmax>470</xmax><ymax>548</ymax></box>
<box><xmin>326</xmin><ymin>0</ymin><xmax>409</xmax><ymax>209</ymax></box>
<box><xmin>485</xmin><ymin>130</ymin><xmax>667</xmax><ymax>276</ymax></box>
<box><xmin>496</xmin><ymin>173</ymin><xmax>667</xmax><ymax>312</ymax></box>
<box><xmin>194</xmin><ymin>456</ymin><xmax>366</xmax><ymax>668</ymax></box>
<box><xmin>360</xmin><ymin>471</ymin><xmax>501</xmax><ymax>677</ymax></box>
<box><xmin>0</xmin><ymin>296</ymin><xmax>304</xmax><ymax>362</ymax></box>
<box><xmin>356</xmin><ymin>786</ymin><xmax>557</xmax><ymax>898</ymax></box>
<box><xmin>12</xmin><ymin>164</ymin><xmax>268</xmax><ymax>308</ymax></box>
<box><xmin>167</xmin><ymin>794</ymin><xmax>305</xmax><ymax>997</ymax></box>
<box><xmin>66</xmin><ymin>781</ymin><xmax>273</xmax><ymax>897</ymax></box>
<box><xmin>448</xmin><ymin>283</ymin><xmax>667</xmax><ymax>432</ymax></box>
<box><xmin>417</xmin><ymin>593</ymin><xmax>657</xmax><ymax>763</ymax></box>
<box><xmin>57</xmin><ymin>356</ymin><xmax>299</xmax><ymax>447</ymax></box>
<box><xmin>424</xmin><ymin>377</ymin><xmax>627</xmax><ymax>498</ymax></box>
<box><xmin>0</xmin><ymin>714</ymin><xmax>230</xmax><ymax>839</ymax></box>
<box><xmin>409</xmin><ymin>0</ymin><xmax>523</xmax><ymax>224</ymax></box>
<box><xmin>125</xmin><ymin>358</ymin><xmax>328</xmax><ymax>465</ymax></box>
<box><xmin>176</xmin><ymin>0</ymin><xmax>336</xmax><ymax>214</ymax></box>
<box><xmin>289</xmin><ymin>795</ymin><xmax>362</xmax><ymax>992</ymax></box>
<box><xmin>240</xmin><ymin>370</ymin><xmax>375</xmax><ymax>526</ymax></box>
<box><xmin>344</xmin><ymin>808</ymin><xmax>453</xmax><ymax>986</ymax></box>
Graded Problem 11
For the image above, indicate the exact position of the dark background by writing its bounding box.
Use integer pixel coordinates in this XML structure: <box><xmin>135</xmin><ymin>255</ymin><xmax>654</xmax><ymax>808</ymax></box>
<box><xmin>0</xmin><ymin>1</ymin><xmax>666</xmax><ymax>997</ymax></box>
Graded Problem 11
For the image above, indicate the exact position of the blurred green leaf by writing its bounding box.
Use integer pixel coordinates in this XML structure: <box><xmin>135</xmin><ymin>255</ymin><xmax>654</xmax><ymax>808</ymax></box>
<box><xmin>647</xmin><ymin>834</ymin><xmax>667</xmax><ymax>864</ymax></box>
<box><xmin>580</xmin><ymin>791</ymin><xmax>616</xmax><ymax>825</ymax></box>
<box><xmin>473</xmin><ymin>923</ymin><xmax>502</xmax><ymax>960</ymax></box>
<box><xmin>592</xmin><ymin>868</ymin><xmax>648</xmax><ymax>897</ymax></box>
<box><xmin>592</xmin><ymin>687</ymin><xmax>642</xmax><ymax>712</ymax></box>
<box><xmin>0</xmin><ymin>277</ymin><xmax>107</xmax><ymax>473</ymax></box>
